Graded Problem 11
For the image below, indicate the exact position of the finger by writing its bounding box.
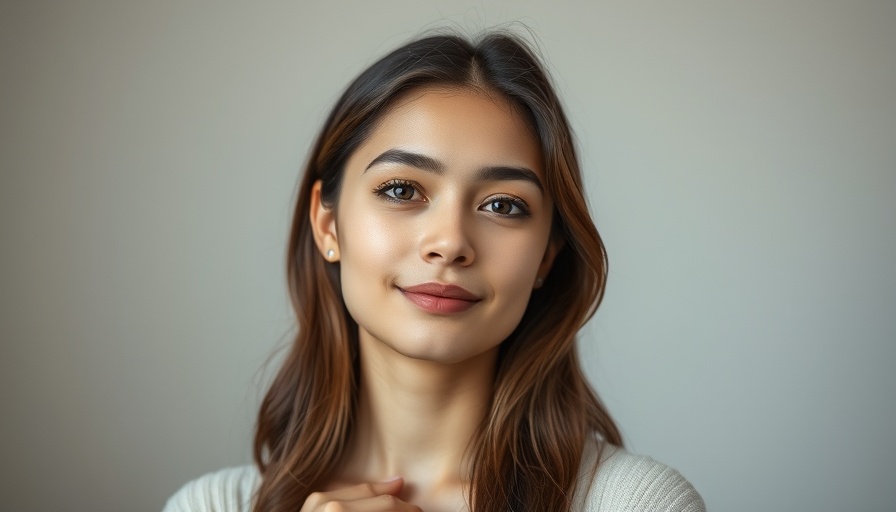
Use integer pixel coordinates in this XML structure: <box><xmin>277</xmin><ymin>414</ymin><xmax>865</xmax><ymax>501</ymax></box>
<box><xmin>323</xmin><ymin>493</ymin><xmax>422</xmax><ymax>512</ymax></box>
<box><xmin>302</xmin><ymin>478</ymin><xmax>405</xmax><ymax>509</ymax></box>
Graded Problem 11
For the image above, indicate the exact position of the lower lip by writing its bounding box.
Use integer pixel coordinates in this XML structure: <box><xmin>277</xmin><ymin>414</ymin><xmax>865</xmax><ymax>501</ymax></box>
<box><xmin>400</xmin><ymin>290</ymin><xmax>479</xmax><ymax>314</ymax></box>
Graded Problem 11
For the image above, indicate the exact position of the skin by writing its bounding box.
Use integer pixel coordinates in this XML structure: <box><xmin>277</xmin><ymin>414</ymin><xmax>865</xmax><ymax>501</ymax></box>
<box><xmin>308</xmin><ymin>85</ymin><xmax>561</xmax><ymax>511</ymax></box>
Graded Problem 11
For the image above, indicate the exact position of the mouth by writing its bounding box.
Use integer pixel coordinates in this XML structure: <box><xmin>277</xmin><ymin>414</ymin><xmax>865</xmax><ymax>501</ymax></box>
<box><xmin>397</xmin><ymin>282</ymin><xmax>482</xmax><ymax>314</ymax></box>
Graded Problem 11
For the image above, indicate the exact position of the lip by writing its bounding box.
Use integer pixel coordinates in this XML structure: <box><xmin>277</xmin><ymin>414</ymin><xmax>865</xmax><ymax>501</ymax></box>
<box><xmin>398</xmin><ymin>282</ymin><xmax>482</xmax><ymax>314</ymax></box>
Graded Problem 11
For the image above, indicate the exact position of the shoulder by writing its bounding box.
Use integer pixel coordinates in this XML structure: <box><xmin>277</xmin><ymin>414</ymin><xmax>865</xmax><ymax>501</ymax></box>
<box><xmin>573</xmin><ymin>443</ymin><xmax>706</xmax><ymax>512</ymax></box>
<box><xmin>162</xmin><ymin>465</ymin><xmax>261</xmax><ymax>512</ymax></box>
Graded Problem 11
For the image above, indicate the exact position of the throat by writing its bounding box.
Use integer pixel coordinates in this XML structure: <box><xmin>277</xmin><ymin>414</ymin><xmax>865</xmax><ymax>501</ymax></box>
<box><xmin>331</xmin><ymin>331</ymin><xmax>496</xmax><ymax>508</ymax></box>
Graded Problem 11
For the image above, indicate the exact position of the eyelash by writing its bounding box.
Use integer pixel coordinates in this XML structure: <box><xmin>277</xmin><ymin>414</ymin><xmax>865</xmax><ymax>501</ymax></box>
<box><xmin>372</xmin><ymin>179</ymin><xmax>421</xmax><ymax>203</ymax></box>
<box><xmin>372</xmin><ymin>180</ymin><xmax>531</xmax><ymax>218</ymax></box>
<box><xmin>483</xmin><ymin>195</ymin><xmax>531</xmax><ymax>217</ymax></box>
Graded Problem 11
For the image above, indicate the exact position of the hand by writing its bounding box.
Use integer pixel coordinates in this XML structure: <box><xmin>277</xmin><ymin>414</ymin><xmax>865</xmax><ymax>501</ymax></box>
<box><xmin>299</xmin><ymin>477</ymin><xmax>422</xmax><ymax>512</ymax></box>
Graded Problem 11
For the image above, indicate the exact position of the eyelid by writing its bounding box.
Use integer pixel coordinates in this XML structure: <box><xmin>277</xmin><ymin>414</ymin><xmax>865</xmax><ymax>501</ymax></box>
<box><xmin>481</xmin><ymin>194</ymin><xmax>532</xmax><ymax>217</ymax></box>
<box><xmin>372</xmin><ymin>178</ymin><xmax>426</xmax><ymax>202</ymax></box>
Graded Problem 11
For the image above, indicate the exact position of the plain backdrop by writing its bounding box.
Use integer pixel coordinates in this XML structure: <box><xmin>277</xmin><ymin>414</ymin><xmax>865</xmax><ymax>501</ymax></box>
<box><xmin>1</xmin><ymin>1</ymin><xmax>894</xmax><ymax>511</ymax></box>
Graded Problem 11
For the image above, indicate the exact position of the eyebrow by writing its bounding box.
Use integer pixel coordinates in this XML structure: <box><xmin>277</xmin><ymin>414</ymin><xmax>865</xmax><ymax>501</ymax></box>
<box><xmin>364</xmin><ymin>148</ymin><xmax>543</xmax><ymax>191</ymax></box>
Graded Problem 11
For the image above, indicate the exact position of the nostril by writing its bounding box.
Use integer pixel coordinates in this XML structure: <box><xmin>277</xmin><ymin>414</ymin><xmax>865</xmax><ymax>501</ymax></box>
<box><xmin>426</xmin><ymin>252</ymin><xmax>468</xmax><ymax>264</ymax></box>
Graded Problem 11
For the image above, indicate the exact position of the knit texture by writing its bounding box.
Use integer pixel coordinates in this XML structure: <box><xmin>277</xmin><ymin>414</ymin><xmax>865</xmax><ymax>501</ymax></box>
<box><xmin>572</xmin><ymin>444</ymin><xmax>705</xmax><ymax>511</ymax></box>
<box><xmin>163</xmin><ymin>445</ymin><xmax>704</xmax><ymax>512</ymax></box>
<box><xmin>164</xmin><ymin>465</ymin><xmax>258</xmax><ymax>512</ymax></box>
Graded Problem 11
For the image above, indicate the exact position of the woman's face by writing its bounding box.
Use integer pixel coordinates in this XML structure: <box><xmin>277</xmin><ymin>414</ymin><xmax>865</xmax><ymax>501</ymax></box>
<box><xmin>314</xmin><ymin>86</ymin><xmax>559</xmax><ymax>364</ymax></box>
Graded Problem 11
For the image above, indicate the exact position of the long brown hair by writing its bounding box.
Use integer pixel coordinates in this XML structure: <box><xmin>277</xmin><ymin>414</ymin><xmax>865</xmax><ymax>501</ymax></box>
<box><xmin>253</xmin><ymin>28</ymin><xmax>622</xmax><ymax>511</ymax></box>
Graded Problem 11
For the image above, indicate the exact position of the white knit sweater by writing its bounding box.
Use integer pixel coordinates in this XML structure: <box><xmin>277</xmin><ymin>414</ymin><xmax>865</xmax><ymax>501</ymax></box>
<box><xmin>163</xmin><ymin>444</ymin><xmax>705</xmax><ymax>511</ymax></box>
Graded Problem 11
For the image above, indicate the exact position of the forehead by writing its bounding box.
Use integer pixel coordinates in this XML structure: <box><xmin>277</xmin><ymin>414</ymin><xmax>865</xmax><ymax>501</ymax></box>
<box><xmin>349</xmin><ymin>86</ymin><xmax>544</xmax><ymax>178</ymax></box>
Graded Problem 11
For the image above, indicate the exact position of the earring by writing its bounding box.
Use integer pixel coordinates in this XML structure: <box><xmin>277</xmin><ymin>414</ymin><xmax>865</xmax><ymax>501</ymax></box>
<box><xmin>535</xmin><ymin>277</ymin><xmax>544</xmax><ymax>287</ymax></box>
<box><xmin>326</xmin><ymin>249</ymin><xmax>335</xmax><ymax>260</ymax></box>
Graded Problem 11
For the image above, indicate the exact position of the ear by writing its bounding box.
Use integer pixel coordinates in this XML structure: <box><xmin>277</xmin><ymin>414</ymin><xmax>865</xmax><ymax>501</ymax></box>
<box><xmin>534</xmin><ymin>233</ymin><xmax>564</xmax><ymax>289</ymax></box>
<box><xmin>309</xmin><ymin>180</ymin><xmax>339</xmax><ymax>261</ymax></box>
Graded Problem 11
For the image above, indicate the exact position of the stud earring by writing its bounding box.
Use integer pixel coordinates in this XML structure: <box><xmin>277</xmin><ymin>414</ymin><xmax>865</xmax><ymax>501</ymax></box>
<box><xmin>326</xmin><ymin>249</ymin><xmax>335</xmax><ymax>260</ymax></box>
<box><xmin>535</xmin><ymin>277</ymin><xmax>544</xmax><ymax>287</ymax></box>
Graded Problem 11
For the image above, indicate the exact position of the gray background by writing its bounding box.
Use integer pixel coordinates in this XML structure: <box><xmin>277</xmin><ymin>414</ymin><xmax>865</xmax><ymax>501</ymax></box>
<box><xmin>2</xmin><ymin>1</ymin><xmax>894</xmax><ymax>511</ymax></box>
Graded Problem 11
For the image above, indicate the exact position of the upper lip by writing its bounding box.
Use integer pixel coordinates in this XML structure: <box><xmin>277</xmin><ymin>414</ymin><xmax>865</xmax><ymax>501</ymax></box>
<box><xmin>399</xmin><ymin>282</ymin><xmax>481</xmax><ymax>301</ymax></box>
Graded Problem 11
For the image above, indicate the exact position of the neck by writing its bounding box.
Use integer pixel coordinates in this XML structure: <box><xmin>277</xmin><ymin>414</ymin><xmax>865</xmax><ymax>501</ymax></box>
<box><xmin>336</xmin><ymin>331</ymin><xmax>497</xmax><ymax>503</ymax></box>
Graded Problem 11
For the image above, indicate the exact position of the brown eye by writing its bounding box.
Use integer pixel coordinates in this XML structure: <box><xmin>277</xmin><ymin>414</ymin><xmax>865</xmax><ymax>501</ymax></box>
<box><xmin>489</xmin><ymin>199</ymin><xmax>513</xmax><ymax>214</ymax></box>
<box><xmin>481</xmin><ymin>196</ymin><xmax>529</xmax><ymax>217</ymax></box>
<box><xmin>390</xmin><ymin>185</ymin><xmax>414</xmax><ymax>200</ymax></box>
<box><xmin>374</xmin><ymin>180</ymin><xmax>421</xmax><ymax>202</ymax></box>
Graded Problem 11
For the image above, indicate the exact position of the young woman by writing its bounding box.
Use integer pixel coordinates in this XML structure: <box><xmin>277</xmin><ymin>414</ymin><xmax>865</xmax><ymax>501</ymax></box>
<box><xmin>164</xmin><ymin>29</ymin><xmax>705</xmax><ymax>512</ymax></box>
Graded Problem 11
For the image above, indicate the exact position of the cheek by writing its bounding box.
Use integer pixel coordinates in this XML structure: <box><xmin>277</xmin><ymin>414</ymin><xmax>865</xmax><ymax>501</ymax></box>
<box><xmin>480</xmin><ymin>227</ymin><xmax>549</xmax><ymax>297</ymax></box>
<box><xmin>342</xmin><ymin>210</ymin><xmax>400</xmax><ymax>262</ymax></box>
<box><xmin>337</xmin><ymin>207</ymin><xmax>411</xmax><ymax>300</ymax></box>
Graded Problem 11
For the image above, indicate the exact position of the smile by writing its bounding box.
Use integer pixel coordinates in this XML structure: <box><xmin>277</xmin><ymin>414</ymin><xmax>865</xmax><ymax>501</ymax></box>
<box><xmin>398</xmin><ymin>282</ymin><xmax>482</xmax><ymax>314</ymax></box>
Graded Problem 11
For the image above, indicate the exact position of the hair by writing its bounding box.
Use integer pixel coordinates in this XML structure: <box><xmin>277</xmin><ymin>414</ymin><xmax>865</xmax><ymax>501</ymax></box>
<box><xmin>252</xmin><ymin>28</ymin><xmax>622</xmax><ymax>512</ymax></box>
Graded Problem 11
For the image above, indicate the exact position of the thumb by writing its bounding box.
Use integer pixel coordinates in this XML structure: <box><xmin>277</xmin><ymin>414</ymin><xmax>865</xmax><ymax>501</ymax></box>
<box><xmin>373</xmin><ymin>476</ymin><xmax>404</xmax><ymax>495</ymax></box>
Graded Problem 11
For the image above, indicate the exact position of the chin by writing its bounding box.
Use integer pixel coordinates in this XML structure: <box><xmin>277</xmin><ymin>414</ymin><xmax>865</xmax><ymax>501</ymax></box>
<box><xmin>373</xmin><ymin>334</ymin><xmax>498</xmax><ymax>366</ymax></box>
<box><xmin>392</xmin><ymin>341</ymin><xmax>476</xmax><ymax>364</ymax></box>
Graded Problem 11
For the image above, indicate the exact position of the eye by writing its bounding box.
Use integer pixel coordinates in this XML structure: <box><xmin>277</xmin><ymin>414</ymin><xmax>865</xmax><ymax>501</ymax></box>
<box><xmin>481</xmin><ymin>196</ymin><xmax>531</xmax><ymax>217</ymax></box>
<box><xmin>373</xmin><ymin>179</ymin><xmax>422</xmax><ymax>202</ymax></box>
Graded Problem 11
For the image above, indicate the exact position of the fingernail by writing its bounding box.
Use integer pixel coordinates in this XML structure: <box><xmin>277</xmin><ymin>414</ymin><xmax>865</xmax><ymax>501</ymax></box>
<box><xmin>382</xmin><ymin>475</ymin><xmax>402</xmax><ymax>482</ymax></box>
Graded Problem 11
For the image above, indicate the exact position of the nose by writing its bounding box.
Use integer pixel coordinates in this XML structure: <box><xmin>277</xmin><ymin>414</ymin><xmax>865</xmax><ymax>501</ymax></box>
<box><xmin>419</xmin><ymin>203</ymin><xmax>475</xmax><ymax>266</ymax></box>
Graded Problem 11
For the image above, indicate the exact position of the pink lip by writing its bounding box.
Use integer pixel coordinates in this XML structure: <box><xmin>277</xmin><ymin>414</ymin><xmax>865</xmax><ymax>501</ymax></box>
<box><xmin>398</xmin><ymin>282</ymin><xmax>481</xmax><ymax>314</ymax></box>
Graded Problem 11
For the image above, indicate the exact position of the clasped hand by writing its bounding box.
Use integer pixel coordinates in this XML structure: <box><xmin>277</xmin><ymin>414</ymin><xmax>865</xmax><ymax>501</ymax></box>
<box><xmin>300</xmin><ymin>477</ymin><xmax>422</xmax><ymax>512</ymax></box>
